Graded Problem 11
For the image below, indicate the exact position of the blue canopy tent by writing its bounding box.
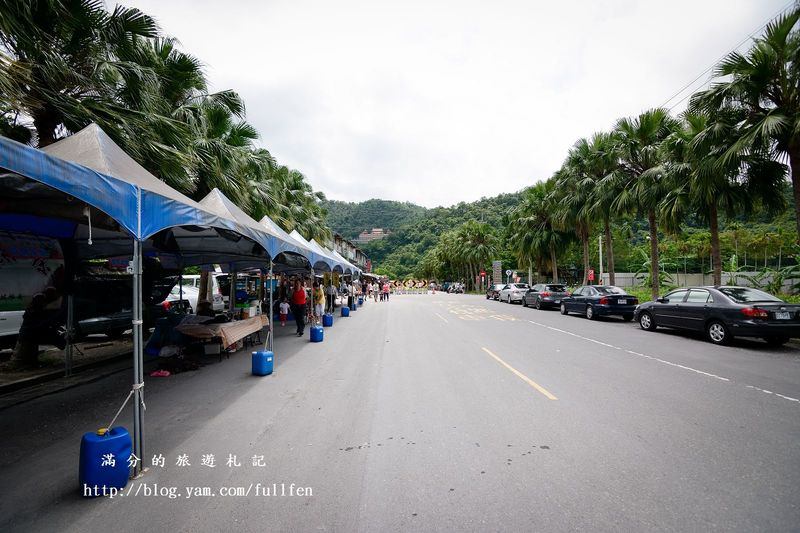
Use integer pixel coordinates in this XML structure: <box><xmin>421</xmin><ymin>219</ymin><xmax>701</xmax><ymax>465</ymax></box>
<box><xmin>199</xmin><ymin>188</ymin><xmax>315</xmax><ymax>349</ymax></box>
<box><xmin>325</xmin><ymin>245</ymin><xmax>362</xmax><ymax>278</ymax></box>
<box><xmin>289</xmin><ymin>230</ymin><xmax>341</xmax><ymax>273</ymax></box>
<box><xmin>258</xmin><ymin>215</ymin><xmax>321</xmax><ymax>273</ymax></box>
<box><xmin>0</xmin><ymin>124</ymin><xmax>304</xmax><ymax>476</ymax></box>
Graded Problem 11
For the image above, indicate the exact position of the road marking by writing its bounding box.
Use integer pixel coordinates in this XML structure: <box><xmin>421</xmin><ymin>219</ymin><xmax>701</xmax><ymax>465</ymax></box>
<box><xmin>745</xmin><ymin>384</ymin><xmax>800</xmax><ymax>403</ymax></box>
<box><xmin>481</xmin><ymin>347</ymin><xmax>558</xmax><ymax>400</ymax></box>
<box><xmin>527</xmin><ymin>320</ymin><xmax>730</xmax><ymax>382</ymax></box>
<box><xmin>434</xmin><ymin>312</ymin><xmax>448</xmax><ymax>324</ymax></box>
<box><xmin>524</xmin><ymin>319</ymin><xmax>800</xmax><ymax>406</ymax></box>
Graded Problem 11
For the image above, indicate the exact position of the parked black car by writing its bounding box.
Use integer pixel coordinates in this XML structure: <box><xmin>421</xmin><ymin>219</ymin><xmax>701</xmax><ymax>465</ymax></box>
<box><xmin>522</xmin><ymin>283</ymin><xmax>570</xmax><ymax>309</ymax></box>
<box><xmin>634</xmin><ymin>286</ymin><xmax>800</xmax><ymax>346</ymax></box>
<box><xmin>486</xmin><ymin>283</ymin><xmax>505</xmax><ymax>300</ymax></box>
<box><xmin>560</xmin><ymin>285</ymin><xmax>638</xmax><ymax>321</ymax></box>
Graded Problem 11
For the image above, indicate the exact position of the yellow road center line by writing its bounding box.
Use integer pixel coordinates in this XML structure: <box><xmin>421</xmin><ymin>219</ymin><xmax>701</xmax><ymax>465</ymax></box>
<box><xmin>481</xmin><ymin>347</ymin><xmax>558</xmax><ymax>400</ymax></box>
<box><xmin>434</xmin><ymin>312</ymin><xmax>449</xmax><ymax>323</ymax></box>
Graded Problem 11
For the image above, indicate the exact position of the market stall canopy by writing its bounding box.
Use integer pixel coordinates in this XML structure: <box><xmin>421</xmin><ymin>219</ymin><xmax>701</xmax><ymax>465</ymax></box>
<box><xmin>38</xmin><ymin>124</ymin><xmax>270</xmax><ymax>265</ymax></box>
<box><xmin>199</xmin><ymin>188</ymin><xmax>311</xmax><ymax>271</ymax></box>
<box><xmin>289</xmin><ymin>230</ymin><xmax>340</xmax><ymax>272</ymax></box>
<box><xmin>330</xmin><ymin>248</ymin><xmax>360</xmax><ymax>275</ymax></box>
<box><xmin>257</xmin><ymin>215</ymin><xmax>318</xmax><ymax>273</ymax></box>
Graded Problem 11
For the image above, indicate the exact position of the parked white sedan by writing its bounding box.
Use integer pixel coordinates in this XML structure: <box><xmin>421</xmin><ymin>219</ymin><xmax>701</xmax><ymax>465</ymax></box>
<box><xmin>499</xmin><ymin>283</ymin><xmax>530</xmax><ymax>304</ymax></box>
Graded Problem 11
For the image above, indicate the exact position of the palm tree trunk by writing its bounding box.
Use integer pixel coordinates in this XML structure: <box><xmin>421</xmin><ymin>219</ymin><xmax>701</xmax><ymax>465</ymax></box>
<box><xmin>648</xmin><ymin>210</ymin><xmax>660</xmax><ymax>300</ymax></box>
<box><xmin>790</xmin><ymin>143</ymin><xmax>800</xmax><ymax>243</ymax></box>
<box><xmin>32</xmin><ymin>107</ymin><xmax>59</xmax><ymax>147</ymax></box>
<box><xmin>709</xmin><ymin>202</ymin><xmax>722</xmax><ymax>286</ymax></box>
<box><xmin>550</xmin><ymin>244</ymin><xmax>558</xmax><ymax>283</ymax></box>
<box><xmin>581</xmin><ymin>231</ymin><xmax>590</xmax><ymax>285</ymax></box>
<box><xmin>604</xmin><ymin>218</ymin><xmax>615</xmax><ymax>286</ymax></box>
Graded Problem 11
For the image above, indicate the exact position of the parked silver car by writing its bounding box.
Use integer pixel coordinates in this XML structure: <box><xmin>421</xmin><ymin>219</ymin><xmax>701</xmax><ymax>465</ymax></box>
<box><xmin>499</xmin><ymin>283</ymin><xmax>529</xmax><ymax>304</ymax></box>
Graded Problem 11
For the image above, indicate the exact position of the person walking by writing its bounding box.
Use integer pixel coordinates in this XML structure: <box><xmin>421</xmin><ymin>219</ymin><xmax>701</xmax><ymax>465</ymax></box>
<box><xmin>291</xmin><ymin>279</ymin><xmax>307</xmax><ymax>337</ymax></box>
<box><xmin>313</xmin><ymin>282</ymin><xmax>325</xmax><ymax>324</ymax></box>
<box><xmin>382</xmin><ymin>281</ymin><xmax>390</xmax><ymax>302</ymax></box>
<box><xmin>373</xmin><ymin>281</ymin><xmax>379</xmax><ymax>302</ymax></box>
<box><xmin>326</xmin><ymin>280</ymin><xmax>337</xmax><ymax>314</ymax></box>
<box><xmin>279</xmin><ymin>298</ymin><xmax>290</xmax><ymax>327</ymax></box>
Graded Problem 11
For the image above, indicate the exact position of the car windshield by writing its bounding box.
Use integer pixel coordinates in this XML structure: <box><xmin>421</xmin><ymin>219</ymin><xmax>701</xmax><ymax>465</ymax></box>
<box><xmin>513</xmin><ymin>284</ymin><xmax>528</xmax><ymax>289</ymax></box>
<box><xmin>545</xmin><ymin>285</ymin><xmax>566</xmax><ymax>291</ymax></box>
<box><xmin>718</xmin><ymin>287</ymin><xmax>783</xmax><ymax>303</ymax></box>
<box><xmin>595</xmin><ymin>286</ymin><xmax>626</xmax><ymax>295</ymax></box>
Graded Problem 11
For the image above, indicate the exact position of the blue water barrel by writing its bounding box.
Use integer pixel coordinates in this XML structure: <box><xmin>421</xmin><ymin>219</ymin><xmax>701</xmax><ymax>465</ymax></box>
<box><xmin>252</xmin><ymin>351</ymin><xmax>274</xmax><ymax>376</ymax></box>
<box><xmin>350</xmin><ymin>302</ymin><xmax>357</xmax><ymax>311</ymax></box>
<box><xmin>322</xmin><ymin>313</ymin><xmax>333</xmax><ymax>327</ymax></box>
<box><xmin>79</xmin><ymin>427</ymin><xmax>132</xmax><ymax>496</ymax></box>
<box><xmin>310</xmin><ymin>325</ymin><xmax>324</xmax><ymax>343</ymax></box>
<box><xmin>358</xmin><ymin>297</ymin><xmax>364</xmax><ymax>306</ymax></box>
<box><xmin>341</xmin><ymin>306</ymin><xmax>350</xmax><ymax>317</ymax></box>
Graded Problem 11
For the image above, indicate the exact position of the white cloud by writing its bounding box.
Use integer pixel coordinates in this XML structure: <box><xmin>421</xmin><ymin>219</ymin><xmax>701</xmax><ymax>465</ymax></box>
<box><xmin>126</xmin><ymin>0</ymin><xmax>787</xmax><ymax>207</ymax></box>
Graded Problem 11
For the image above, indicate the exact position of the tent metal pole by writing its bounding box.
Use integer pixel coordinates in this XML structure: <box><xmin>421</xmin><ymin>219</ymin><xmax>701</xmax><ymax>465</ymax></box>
<box><xmin>131</xmin><ymin>237</ymin><xmax>143</xmax><ymax>476</ymax></box>
<box><xmin>229</xmin><ymin>265</ymin><xmax>236</xmax><ymax>316</ymax></box>
<box><xmin>64</xmin><ymin>294</ymin><xmax>74</xmax><ymax>377</ymax></box>
<box><xmin>268</xmin><ymin>261</ymin><xmax>273</xmax><ymax>352</ymax></box>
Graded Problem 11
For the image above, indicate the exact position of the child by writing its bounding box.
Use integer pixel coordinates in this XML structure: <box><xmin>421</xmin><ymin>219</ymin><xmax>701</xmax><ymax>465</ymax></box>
<box><xmin>279</xmin><ymin>298</ymin><xmax>290</xmax><ymax>327</ymax></box>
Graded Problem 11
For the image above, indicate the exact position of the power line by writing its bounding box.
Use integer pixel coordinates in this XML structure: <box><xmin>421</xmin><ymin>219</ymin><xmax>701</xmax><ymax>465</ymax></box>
<box><xmin>659</xmin><ymin>0</ymin><xmax>796</xmax><ymax>111</ymax></box>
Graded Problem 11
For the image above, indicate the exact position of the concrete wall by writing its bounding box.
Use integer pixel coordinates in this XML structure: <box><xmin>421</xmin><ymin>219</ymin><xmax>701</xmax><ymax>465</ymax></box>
<box><xmin>598</xmin><ymin>272</ymin><xmax>799</xmax><ymax>293</ymax></box>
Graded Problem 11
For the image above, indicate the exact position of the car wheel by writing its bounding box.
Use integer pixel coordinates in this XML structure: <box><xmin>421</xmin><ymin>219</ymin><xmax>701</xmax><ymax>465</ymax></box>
<box><xmin>638</xmin><ymin>311</ymin><xmax>656</xmax><ymax>331</ymax></box>
<box><xmin>507</xmin><ymin>295</ymin><xmax>511</xmax><ymax>304</ymax></box>
<box><xmin>535</xmin><ymin>298</ymin><xmax>542</xmax><ymax>310</ymax></box>
<box><xmin>706</xmin><ymin>320</ymin><xmax>730</xmax><ymax>345</ymax></box>
<box><xmin>764</xmin><ymin>336</ymin><xmax>789</xmax><ymax>347</ymax></box>
<box><xmin>560</xmin><ymin>302</ymin><xmax>569</xmax><ymax>315</ymax></box>
<box><xmin>622</xmin><ymin>313</ymin><xmax>634</xmax><ymax>322</ymax></box>
<box><xmin>586</xmin><ymin>305</ymin><xmax>597</xmax><ymax>320</ymax></box>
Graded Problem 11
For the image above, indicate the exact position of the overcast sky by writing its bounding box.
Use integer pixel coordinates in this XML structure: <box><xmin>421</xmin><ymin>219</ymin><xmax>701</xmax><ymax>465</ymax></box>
<box><xmin>128</xmin><ymin>0</ymin><xmax>788</xmax><ymax>208</ymax></box>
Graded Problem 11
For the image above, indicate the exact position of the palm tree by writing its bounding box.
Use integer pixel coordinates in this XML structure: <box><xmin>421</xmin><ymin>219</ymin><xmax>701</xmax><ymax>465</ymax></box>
<box><xmin>613</xmin><ymin>108</ymin><xmax>681</xmax><ymax>299</ymax></box>
<box><xmin>508</xmin><ymin>181</ymin><xmax>569</xmax><ymax>283</ymax></box>
<box><xmin>692</xmin><ymin>8</ymin><xmax>800</xmax><ymax>239</ymax></box>
<box><xmin>552</xmin><ymin>160</ymin><xmax>592</xmax><ymax>285</ymax></box>
<box><xmin>659</xmin><ymin>108</ymin><xmax>787</xmax><ymax>285</ymax></box>
<box><xmin>0</xmin><ymin>0</ymin><xmax>159</xmax><ymax>146</ymax></box>
<box><xmin>573</xmin><ymin>132</ymin><xmax>622</xmax><ymax>285</ymax></box>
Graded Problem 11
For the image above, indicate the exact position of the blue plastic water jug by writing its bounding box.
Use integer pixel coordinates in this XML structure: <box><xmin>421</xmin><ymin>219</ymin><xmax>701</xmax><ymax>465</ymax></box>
<box><xmin>310</xmin><ymin>325</ymin><xmax>324</xmax><ymax>342</ymax></box>
<box><xmin>341</xmin><ymin>306</ymin><xmax>350</xmax><ymax>317</ymax></box>
<box><xmin>322</xmin><ymin>313</ymin><xmax>333</xmax><ymax>327</ymax></box>
<box><xmin>79</xmin><ymin>426</ymin><xmax>132</xmax><ymax>496</ymax></box>
<box><xmin>252</xmin><ymin>350</ymin><xmax>274</xmax><ymax>376</ymax></box>
<box><xmin>358</xmin><ymin>296</ymin><xmax>364</xmax><ymax>306</ymax></box>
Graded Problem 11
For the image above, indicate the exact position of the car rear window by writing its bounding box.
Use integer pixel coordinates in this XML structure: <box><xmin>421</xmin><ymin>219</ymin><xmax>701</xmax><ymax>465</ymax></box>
<box><xmin>595</xmin><ymin>286</ymin><xmax>626</xmax><ymax>295</ymax></box>
<box><xmin>718</xmin><ymin>287</ymin><xmax>783</xmax><ymax>303</ymax></box>
<box><xmin>545</xmin><ymin>285</ymin><xmax>566</xmax><ymax>291</ymax></box>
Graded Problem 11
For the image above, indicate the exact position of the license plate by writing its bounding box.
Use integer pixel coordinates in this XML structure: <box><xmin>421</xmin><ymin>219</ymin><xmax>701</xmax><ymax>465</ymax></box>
<box><xmin>775</xmin><ymin>312</ymin><xmax>791</xmax><ymax>320</ymax></box>
<box><xmin>618</xmin><ymin>299</ymin><xmax>627</xmax><ymax>305</ymax></box>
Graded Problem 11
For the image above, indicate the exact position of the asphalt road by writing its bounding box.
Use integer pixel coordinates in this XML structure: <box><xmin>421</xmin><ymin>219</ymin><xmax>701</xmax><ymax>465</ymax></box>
<box><xmin>1</xmin><ymin>293</ymin><xmax>798</xmax><ymax>532</ymax></box>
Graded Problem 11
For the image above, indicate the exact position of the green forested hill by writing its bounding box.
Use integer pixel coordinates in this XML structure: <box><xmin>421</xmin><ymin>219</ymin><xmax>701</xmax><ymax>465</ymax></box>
<box><xmin>355</xmin><ymin>192</ymin><xmax>524</xmax><ymax>278</ymax></box>
<box><xmin>322</xmin><ymin>199</ymin><xmax>427</xmax><ymax>240</ymax></box>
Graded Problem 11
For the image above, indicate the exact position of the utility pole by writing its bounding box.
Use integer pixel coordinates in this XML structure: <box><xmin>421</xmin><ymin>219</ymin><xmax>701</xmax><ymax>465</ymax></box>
<box><xmin>598</xmin><ymin>235</ymin><xmax>603</xmax><ymax>285</ymax></box>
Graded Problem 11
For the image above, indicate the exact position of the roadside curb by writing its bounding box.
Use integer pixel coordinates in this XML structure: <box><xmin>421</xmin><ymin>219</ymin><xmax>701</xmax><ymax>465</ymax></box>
<box><xmin>0</xmin><ymin>352</ymin><xmax>152</xmax><ymax>411</ymax></box>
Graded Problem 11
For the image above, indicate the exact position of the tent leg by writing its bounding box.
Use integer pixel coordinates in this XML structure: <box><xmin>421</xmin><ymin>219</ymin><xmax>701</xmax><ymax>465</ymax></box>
<box><xmin>268</xmin><ymin>262</ymin><xmax>273</xmax><ymax>352</ymax></box>
<box><xmin>64</xmin><ymin>294</ymin><xmax>74</xmax><ymax>377</ymax></box>
<box><xmin>229</xmin><ymin>267</ymin><xmax>237</xmax><ymax>317</ymax></box>
<box><xmin>131</xmin><ymin>239</ymin><xmax>144</xmax><ymax>477</ymax></box>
